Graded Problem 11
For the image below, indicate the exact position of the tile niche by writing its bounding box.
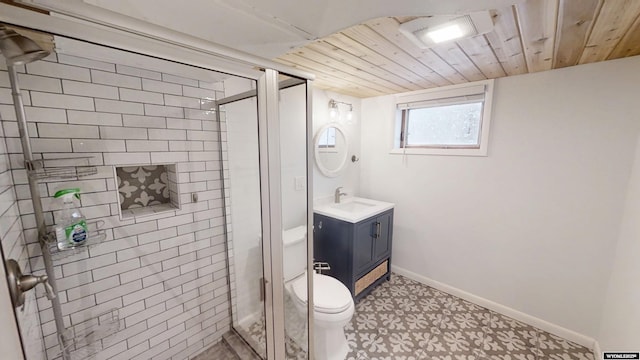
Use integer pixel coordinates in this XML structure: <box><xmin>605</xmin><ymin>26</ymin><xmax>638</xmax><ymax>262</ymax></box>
<box><xmin>115</xmin><ymin>164</ymin><xmax>181</xmax><ymax>219</ymax></box>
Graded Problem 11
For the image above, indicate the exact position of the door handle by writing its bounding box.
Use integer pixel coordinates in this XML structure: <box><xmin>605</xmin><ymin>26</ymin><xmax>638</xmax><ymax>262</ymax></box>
<box><xmin>5</xmin><ymin>259</ymin><xmax>56</xmax><ymax>309</ymax></box>
<box><xmin>372</xmin><ymin>221</ymin><xmax>381</xmax><ymax>238</ymax></box>
<box><xmin>259</xmin><ymin>277</ymin><xmax>266</xmax><ymax>302</ymax></box>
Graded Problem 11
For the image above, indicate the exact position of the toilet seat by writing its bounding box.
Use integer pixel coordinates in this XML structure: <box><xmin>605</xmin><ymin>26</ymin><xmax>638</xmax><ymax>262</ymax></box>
<box><xmin>291</xmin><ymin>273</ymin><xmax>352</xmax><ymax>314</ymax></box>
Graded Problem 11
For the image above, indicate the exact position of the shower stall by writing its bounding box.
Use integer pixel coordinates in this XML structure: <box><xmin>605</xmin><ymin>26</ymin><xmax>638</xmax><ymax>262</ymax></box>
<box><xmin>220</xmin><ymin>76</ymin><xmax>311</xmax><ymax>359</ymax></box>
<box><xmin>0</xmin><ymin>4</ymin><xmax>314</xmax><ymax>360</ymax></box>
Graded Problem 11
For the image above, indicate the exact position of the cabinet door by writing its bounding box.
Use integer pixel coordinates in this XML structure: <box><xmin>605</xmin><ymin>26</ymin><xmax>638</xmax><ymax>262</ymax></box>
<box><xmin>353</xmin><ymin>219</ymin><xmax>375</xmax><ymax>275</ymax></box>
<box><xmin>373</xmin><ymin>211</ymin><xmax>392</xmax><ymax>259</ymax></box>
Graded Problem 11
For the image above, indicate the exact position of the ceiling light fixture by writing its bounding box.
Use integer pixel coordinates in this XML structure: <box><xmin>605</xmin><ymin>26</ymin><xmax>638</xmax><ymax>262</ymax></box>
<box><xmin>424</xmin><ymin>23</ymin><xmax>465</xmax><ymax>43</ymax></box>
<box><xmin>399</xmin><ymin>11</ymin><xmax>493</xmax><ymax>49</ymax></box>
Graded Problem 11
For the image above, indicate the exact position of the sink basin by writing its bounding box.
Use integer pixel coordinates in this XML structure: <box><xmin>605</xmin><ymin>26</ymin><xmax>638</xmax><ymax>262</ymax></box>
<box><xmin>331</xmin><ymin>200</ymin><xmax>375</xmax><ymax>212</ymax></box>
<box><xmin>314</xmin><ymin>196</ymin><xmax>394</xmax><ymax>223</ymax></box>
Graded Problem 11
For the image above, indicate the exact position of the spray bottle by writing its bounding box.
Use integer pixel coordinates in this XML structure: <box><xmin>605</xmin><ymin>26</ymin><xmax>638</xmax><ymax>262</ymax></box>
<box><xmin>54</xmin><ymin>188</ymin><xmax>88</xmax><ymax>250</ymax></box>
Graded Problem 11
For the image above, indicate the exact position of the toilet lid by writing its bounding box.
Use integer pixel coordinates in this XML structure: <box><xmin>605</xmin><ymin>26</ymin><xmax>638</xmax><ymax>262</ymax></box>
<box><xmin>292</xmin><ymin>273</ymin><xmax>353</xmax><ymax>314</ymax></box>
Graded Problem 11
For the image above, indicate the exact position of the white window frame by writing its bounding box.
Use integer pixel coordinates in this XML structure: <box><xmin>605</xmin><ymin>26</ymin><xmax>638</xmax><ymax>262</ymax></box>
<box><xmin>391</xmin><ymin>79</ymin><xmax>494</xmax><ymax>156</ymax></box>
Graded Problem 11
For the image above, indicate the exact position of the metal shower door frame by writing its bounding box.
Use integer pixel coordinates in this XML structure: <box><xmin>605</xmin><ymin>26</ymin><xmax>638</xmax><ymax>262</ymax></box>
<box><xmin>257</xmin><ymin>68</ymin><xmax>287</xmax><ymax>359</ymax></box>
<box><xmin>217</xmin><ymin>74</ymin><xmax>315</xmax><ymax>359</ymax></box>
<box><xmin>257</xmin><ymin>71</ymin><xmax>316</xmax><ymax>359</ymax></box>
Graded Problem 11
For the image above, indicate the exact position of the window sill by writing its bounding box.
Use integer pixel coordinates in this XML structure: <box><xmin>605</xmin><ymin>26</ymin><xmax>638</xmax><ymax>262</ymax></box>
<box><xmin>389</xmin><ymin>148</ymin><xmax>488</xmax><ymax>157</ymax></box>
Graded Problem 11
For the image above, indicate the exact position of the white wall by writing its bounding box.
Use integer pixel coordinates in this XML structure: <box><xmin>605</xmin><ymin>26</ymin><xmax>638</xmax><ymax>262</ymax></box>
<box><xmin>359</xmin><ymin>55</ymin><xmax>640</xmax><ymax>338</ymax></box>
<box><xmin>280</xmin><ymin>85</ymin><xmax>308</xmax><ymax>229</ymax></box>
<box><xmin>597</xmin><ymin>132</ymin><xmax>640</xmax><ymax>350</ymax></box>
<box><xmin>312</xmin><ymin>90</ymin><xmax>361</xmax><ymax>200</ymax></box>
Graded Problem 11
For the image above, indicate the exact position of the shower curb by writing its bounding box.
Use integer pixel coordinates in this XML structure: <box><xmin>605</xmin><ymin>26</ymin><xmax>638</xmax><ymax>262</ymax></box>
<box><xmin>223</xmin><ymin>331</ymin><xmax>261</xmax><ymax>360</ymax></box>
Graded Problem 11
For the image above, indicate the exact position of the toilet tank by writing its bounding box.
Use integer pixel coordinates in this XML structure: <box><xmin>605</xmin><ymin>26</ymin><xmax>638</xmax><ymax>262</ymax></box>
<box><xmin>283</xmin><ymin>226</ymin><xmax>307</xmax><ymax>282</ymax></box>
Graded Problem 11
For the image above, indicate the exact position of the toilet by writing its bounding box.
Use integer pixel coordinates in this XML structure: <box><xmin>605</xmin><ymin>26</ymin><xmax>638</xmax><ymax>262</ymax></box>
<box><xmin>284</xmin><ymin>226</ymin><xmax>354</xmax><ymax>360</ymax></box>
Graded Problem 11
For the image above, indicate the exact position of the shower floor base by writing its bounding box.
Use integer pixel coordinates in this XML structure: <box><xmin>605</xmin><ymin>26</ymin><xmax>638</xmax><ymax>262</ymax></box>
<box><xmin>193</xmin><ymin>331</ymin><xmax>262</xmax><ymax>360</ymax></box>
<box><xmin>223</xmin><ymin>330</ymin><xmax>262</xmax><ymax>359</ymax></box>
<box><xmin>242</xmin><ymin>315</ymin><xmax>307</xmax><ymax>360</ymax></box>
<box><xmin>192</xmin><ymin>339</ymin><xmax>238</xmax><ymax>360</ymax></box>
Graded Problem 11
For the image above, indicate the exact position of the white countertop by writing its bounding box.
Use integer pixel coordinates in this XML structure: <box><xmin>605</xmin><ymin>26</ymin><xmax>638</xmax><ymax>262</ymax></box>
<box><xmin>313</xmin><ymin>196</ymin><xmax>395</xmax><ymax>223</ymax></box>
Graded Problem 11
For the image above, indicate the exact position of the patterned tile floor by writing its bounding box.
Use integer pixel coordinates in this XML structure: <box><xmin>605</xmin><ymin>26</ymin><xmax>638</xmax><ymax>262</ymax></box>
<box><xmin>235</xmin><ymin>273</ymin><xmax>595</xmax><ymax>360</ymax></box>
<box><xmin>346</xmin><ymin>274</ymin><xmax>594</xmax><ymax>360</ymax></box>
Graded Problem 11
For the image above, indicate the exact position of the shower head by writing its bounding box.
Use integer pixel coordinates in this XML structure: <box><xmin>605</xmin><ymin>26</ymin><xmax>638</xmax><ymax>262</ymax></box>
<box><xmin>0</xmin><ymin>25</ymin><xmax>50</xmax><ymax>66</ymax></box>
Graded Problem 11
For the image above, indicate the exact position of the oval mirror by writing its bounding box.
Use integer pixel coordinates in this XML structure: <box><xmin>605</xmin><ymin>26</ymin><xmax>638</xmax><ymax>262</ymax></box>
<box><xmin>314</xmin><ymin>123</ymin><xmax>349</xmax><ymax>178</ymax></box>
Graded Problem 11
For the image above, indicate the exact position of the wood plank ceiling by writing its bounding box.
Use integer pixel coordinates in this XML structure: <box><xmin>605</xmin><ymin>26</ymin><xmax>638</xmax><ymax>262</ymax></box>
<box><xmin>274</xmin><ymin>0</ymin><xmax>640</xmax><ymax>98</ymax></box>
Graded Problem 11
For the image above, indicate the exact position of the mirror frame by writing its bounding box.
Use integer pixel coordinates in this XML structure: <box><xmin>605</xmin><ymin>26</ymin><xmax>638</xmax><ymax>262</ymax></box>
<box><xmin>313</xmin><ymin>123</ymin><xmax>349</xmax><ymax>178</ymax></box>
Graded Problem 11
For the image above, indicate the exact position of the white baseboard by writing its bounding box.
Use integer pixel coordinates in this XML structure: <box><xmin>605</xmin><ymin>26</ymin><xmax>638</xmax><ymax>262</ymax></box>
<box><xmin>391</xmin><ymin>265</ymin><xmax>596</xmax><ymax>349</ymax></box>
<box><xmin>593</xmin><ymin>340</ymin><xmax>601</xmax><ymax>359</ymax></box>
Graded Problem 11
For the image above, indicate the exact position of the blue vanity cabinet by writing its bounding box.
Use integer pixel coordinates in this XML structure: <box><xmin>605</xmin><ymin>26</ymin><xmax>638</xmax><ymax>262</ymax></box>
<box><xmin>373</xmin><ymin>211</ymin><xmax>392</xmax><ymax>259</ymax></box>
<box><xmin>353</xmin><ymin>220</ymin><xmax>376</xmax><ymax>275</ymax></box>
<box><xmin>313</xmin><ymin>209</ymin><xmax>393</xmax><ymax>301</ymax></box>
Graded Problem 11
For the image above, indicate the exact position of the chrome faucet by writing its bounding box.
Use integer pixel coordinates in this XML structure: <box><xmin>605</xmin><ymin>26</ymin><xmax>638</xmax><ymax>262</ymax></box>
<box><xmin>334</xmin><ymin>187</ymin><xmax>347</xmax><ymax>203</ymax></box>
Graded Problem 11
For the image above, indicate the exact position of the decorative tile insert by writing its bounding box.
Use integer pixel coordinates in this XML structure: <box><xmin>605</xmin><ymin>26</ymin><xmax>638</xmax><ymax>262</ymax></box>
<box><xmin>116</xmin><ymin>164</ymin><xmax>180</xmax><ymax>218</ymax></box>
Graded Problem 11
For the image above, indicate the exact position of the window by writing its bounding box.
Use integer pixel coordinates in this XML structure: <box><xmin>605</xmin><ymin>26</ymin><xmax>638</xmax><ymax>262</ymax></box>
<box><xmin>393</xmin><ymin>80</ymin><xmax>493</xmax><ymax>156</ymax></box>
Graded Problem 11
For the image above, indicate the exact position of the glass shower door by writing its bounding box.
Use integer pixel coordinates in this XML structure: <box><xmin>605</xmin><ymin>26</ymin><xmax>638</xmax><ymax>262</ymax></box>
<box><xmin>221</xmin><ymin>95</ymin><xmax>266</xmax><ymax>358</ymax></box>
<box><xmin>278</xmin><ymin>78</ymin><xmax>311</xmax><ymax>359</ymax></box>
<box><xmin>221</xmin><ymin>71</ymin><xmax>312</xmax><ymax>360</ymax></box>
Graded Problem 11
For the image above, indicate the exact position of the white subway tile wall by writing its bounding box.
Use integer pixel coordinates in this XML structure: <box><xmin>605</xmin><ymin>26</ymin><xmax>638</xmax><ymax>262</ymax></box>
<box><xmin>0</xmin><ymin>118</ymin><xmax>46</xmax><ymax>359</ymax></box>
<box><xmin>0</xmin><ymin>52</ymin><xmax>232</xmax><ymax>360</ymax></box>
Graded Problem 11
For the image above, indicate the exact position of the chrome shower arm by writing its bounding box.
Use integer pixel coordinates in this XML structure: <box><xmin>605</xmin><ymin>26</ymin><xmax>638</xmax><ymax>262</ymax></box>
<box><xmin>7</xmin><ymin>67</ymin><xmax>35</xmax><ymax>170</ymax></box>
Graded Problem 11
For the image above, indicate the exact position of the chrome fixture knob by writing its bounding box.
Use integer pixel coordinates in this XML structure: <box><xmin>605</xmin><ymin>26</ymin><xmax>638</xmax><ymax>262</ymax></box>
<box><xmin>5</xmin><ymin>259</ymin><xmax>56</xmax><ymax>309</ymax></box>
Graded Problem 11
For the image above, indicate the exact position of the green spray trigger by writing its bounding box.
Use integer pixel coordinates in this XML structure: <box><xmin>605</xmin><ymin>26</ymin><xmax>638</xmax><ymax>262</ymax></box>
<box><xmin>54</xmin><ymin>188</ymin><xmax>81</xmax><ymax>200</ymax></box>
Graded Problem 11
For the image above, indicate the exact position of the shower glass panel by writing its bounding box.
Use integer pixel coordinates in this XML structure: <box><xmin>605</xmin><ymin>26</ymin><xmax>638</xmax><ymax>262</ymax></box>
<box><xmin>0</xmin><ymin>29</ymin><xmax>273</xmax><ymax>360</ymax></box>
<box><xmin>278</xmin><ymin>78</ymin><xmax>310</xmax><ymax>359</ymax></box>
<box><xmin>220</xmin><ymin>94</ymin><xmax>267</xmax><ymax>358</ymax></box>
